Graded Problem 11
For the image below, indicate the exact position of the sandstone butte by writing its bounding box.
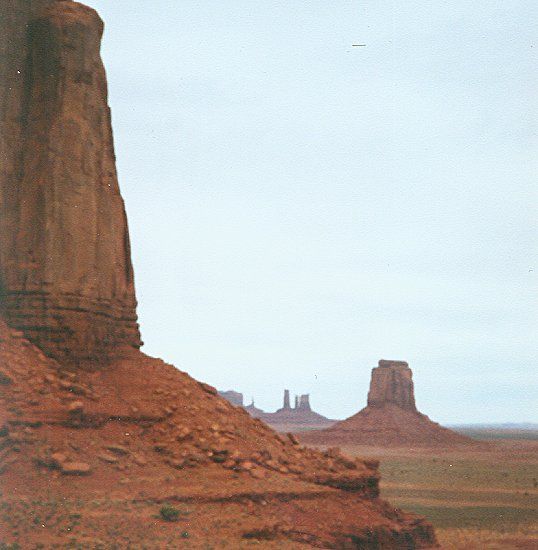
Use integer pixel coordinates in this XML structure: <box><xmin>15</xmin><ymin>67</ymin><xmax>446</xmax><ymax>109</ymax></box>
<box><xmin>300</xmin><ymin>360</ymin><xmax>478</xmax><ymax>448</ymax></box>
<box><xmin>0</xmin><ymin>1</ymin><xmax>438</xmax><ymax>547</ymax></box>
<box><xmin>250</xmin><ymin>391</ymin><xmax>335</xmax><ymax>428</ymax></box>
<box><xmin>221</xmin><ymin>389</ymin><xmax>336</xmax><ymax>430</ymax></box>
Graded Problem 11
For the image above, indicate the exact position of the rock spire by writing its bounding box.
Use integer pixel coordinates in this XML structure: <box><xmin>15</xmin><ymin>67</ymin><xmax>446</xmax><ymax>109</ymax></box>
<box><xmin>283</xmin><ymin>389</ymin><xmax>291</xmax><ymax>409</ymax></box>
<box><xmin>297</xmin><ymin>393</ymin><xmax>312</xmax><ymax>411</ymax></box>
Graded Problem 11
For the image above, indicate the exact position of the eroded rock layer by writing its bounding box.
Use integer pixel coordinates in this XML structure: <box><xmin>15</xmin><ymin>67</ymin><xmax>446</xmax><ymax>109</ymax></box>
<box><xmin>0</xmin><ymin>0</ymin><xmax>141</xmax><ymax>367</ymax></box>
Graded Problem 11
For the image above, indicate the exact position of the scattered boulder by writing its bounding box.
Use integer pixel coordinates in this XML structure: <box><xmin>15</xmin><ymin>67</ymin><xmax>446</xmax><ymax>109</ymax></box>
<box><xmin>199</xmin><ymin>382</ymin><xmax>217</xmax><ymax>395</ymax></box>
<box><xmin>132</xmin><ymin>453</ymin><xmax>147</xmax><ymax>466</ymax></box>
<box><xmin>98</xmin><ymin>452</ymin><xmax>119</xmax><ymax>464</ymax></box>
<box><xmin>51</xmin><ymin>452</ymin><xmax>68</xmax><ymax>467</ymax></box>
<box><xmin>287</xmin><ymin>432</ymin><xmax>299</xmax><ymax>445</ymax></box>
<box><xmin>60</xmin><ymin>462</ymin><xmax>91</xmax><ymax>476</ymax></box>
<box><xmin>68</xmin><ymin>401</ymin><xmax>84</xmax><ymax>414</ymax></box>
<box><xmin>105</xmin><ymin>444</ymin><xmax>129</xmax><ymax>456</ymax></box>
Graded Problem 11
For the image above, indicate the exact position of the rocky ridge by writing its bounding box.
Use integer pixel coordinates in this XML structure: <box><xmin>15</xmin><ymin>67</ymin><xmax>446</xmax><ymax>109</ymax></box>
<box><xmin>0</xmin><ymin>321</ymin><xmax>436</xmax><ymax>547</ymax></box>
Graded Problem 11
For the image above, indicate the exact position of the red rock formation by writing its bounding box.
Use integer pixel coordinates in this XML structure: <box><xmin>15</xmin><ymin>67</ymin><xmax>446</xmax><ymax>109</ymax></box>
<box><xmin>301</xmin><ymin>360</ymin><xmax>477</xmax><ymax>447</ymax></box>
<box><xmin>367</xmin><ymin>360</ymin><xmax>417</xmax><ymax>412</ymax></box>
<box><xmin>283</xmin><ymin>388</ymin><xmax>291</xmax><ymax>410</ymax></box>
<box><xmin>0</xmin><ymin>3</ymin><xmax>438</xmax><ymax>547</ymax></box>
<box><xmin>0</xmin><ymin>320</ymin><xmax>439</xmax><ymax>548</ymax></box>
<box><xmin>0</xmin><ymin>0</ymin><xmax>141</xmax><ymax>367</ymax></box>
<box><xmin>243</xmin><ymin>390</ymin><xmax>336</xmax><ymax>430</ymax></box>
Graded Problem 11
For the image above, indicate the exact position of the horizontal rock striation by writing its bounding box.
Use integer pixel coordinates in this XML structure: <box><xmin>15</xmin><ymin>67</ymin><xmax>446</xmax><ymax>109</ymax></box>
<box><xmin>1</xmin><ymin>292</ymin><xmax>140</xmax><ymax>365</ymax></box>
<box><xmin>0</xmin><ymin>0</ymin><xmax>141</xmax><ymax>366</ymax></box>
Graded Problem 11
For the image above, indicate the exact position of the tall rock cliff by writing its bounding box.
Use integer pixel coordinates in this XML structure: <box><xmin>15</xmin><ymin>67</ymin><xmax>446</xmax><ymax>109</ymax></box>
<box><xmin>0</xmin><ymin>0</ymin><xmax>141</xmax><ymax>367</ymax></box>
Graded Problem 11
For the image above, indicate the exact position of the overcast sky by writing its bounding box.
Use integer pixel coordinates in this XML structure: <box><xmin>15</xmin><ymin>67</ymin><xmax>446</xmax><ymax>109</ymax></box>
<box><xmin>91</xmin><ymin>0</ymin><xmax>537</xmax><ymax>423</ymax></box>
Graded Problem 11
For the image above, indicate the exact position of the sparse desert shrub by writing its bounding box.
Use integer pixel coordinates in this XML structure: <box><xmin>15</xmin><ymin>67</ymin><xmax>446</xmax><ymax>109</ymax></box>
<box><xmin>242</xmin><ymin>527</ymin><xmax>278</xmax><ymax>540</ymax></box>
<box><xmin>159</xmin><ymin>505</ymin><xmax>180</xmax><ymax>522</ymax></box>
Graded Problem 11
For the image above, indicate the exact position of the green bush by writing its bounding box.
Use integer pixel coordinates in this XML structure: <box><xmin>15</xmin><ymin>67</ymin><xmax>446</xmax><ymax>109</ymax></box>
<box><xmin>159</xmin><ymin>505</ymin><xmax>180</xmax><ymax>522</ymax></box>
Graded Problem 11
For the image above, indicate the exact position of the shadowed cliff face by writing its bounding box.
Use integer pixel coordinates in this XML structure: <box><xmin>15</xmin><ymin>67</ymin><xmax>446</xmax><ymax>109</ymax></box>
<box><xmin>0</xmin><ymin>0</ymin><xmax>141</xmax><ymax>367</ymax></box>
<box><xmin>367</xmin><ymin>360</ymin><xmax>417</xmax><ymax>412</ymax></box>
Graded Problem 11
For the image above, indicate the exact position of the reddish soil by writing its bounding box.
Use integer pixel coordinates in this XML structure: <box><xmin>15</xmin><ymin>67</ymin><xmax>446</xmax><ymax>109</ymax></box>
<box><xmin>0</xmin><ymin>321</ymin><xmax>438</xmax><ymax>548</ymax></box>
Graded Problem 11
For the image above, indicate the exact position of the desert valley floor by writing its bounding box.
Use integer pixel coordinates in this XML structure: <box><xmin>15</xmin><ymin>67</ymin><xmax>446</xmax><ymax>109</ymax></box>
<box><xmin>302</xmin><ymin>436</ymin><xmax>538</xmax><ymax>550</ymax></box>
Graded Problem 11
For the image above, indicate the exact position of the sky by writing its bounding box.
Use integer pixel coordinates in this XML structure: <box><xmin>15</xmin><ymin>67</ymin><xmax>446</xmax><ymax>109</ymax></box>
<box><xmin>90</xmin><ymin>0</ymin><xmax>537</xmax><ymax>423</ymax></box>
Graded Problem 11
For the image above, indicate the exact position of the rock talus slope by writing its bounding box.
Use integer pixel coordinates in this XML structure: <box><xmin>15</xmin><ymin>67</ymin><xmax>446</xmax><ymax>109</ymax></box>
<box><xmin>0</xmin><ymin>321</ymin><xmax>437</xmax><ymax>547</ymax></box>
<box><xmin>301</xmin><ymin>360</ymin><xmax>476</xmax><ymax>447</ymax></box>
<box><xmin>0</xmin><ymin>2</ymin><xmax>437</xmax><ymax>547</ymax></box>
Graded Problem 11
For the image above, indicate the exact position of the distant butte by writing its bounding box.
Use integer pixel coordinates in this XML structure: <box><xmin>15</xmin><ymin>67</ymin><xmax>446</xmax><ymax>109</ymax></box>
<box><xmin>300</xmin><ymin>360</ymin><xmax>478</xmax><ymax>447</ymax></box>
<box><xmin>220</xmin><ymin>389</ymin><xmax>336</xmax><ymax>430</ymax></box>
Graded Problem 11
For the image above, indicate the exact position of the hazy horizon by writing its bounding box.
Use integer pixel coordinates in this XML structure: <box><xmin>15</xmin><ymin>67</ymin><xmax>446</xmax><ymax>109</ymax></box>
<box><xmin>91</xmin><ymin>0</ymin><xmax>536</xmax><ymax>424</ymax></box>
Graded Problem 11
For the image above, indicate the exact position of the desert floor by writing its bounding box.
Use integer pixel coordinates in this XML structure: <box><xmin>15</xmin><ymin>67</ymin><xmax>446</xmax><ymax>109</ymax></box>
<box><xmin>306</xmin><ymin>434</ymin><xmax>538</xmax><ymax>550</ymax></box>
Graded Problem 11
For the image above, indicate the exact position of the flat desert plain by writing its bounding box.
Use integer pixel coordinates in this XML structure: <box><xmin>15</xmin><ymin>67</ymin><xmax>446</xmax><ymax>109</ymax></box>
<box><xmin>310</xmin><ymin>433</ymin><xmax>538</xmax><ymax>549</ymax></box>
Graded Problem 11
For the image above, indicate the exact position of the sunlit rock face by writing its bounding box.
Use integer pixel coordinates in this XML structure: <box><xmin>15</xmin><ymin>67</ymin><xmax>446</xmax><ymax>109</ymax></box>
<box><xmin>0</xmin><ymin>0</ymin><xmax>141</xmax><ymax>367</ymax></box>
